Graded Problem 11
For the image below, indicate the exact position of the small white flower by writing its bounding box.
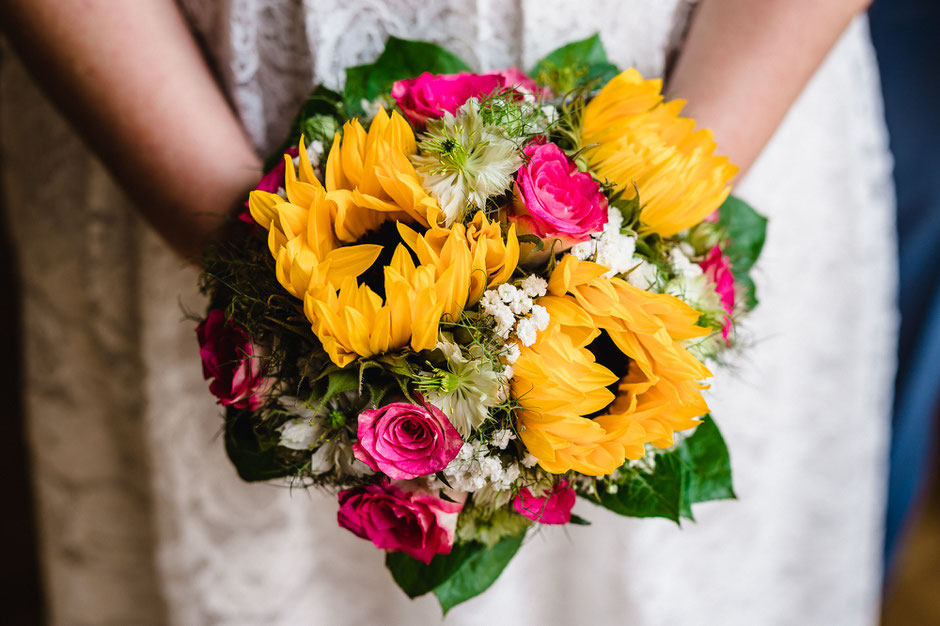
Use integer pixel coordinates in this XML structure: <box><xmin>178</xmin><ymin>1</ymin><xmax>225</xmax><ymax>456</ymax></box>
<box><xmin>497</xmin><ymin>283</ymin><xmax>519</xmax><ymax>303</ymax></box>
<box><xmin>480</xmin><ymin>289</ymin><xmax>517</xmax><ymax>338</ymax></box>
<box><xmin>508</xmin><ymin>294</ymin><xmax>534</xmax><ymax>316</ymax></box>
<box><xmin>310</xmin><ymin>438</ymin><xmax>371</xmax><ymax>477</ymax></box>
<box><xmin>626</xmin><ymin>258</ymin><xmax>660</xmax><ymax>290</ymax></box>
<box><xmin>492</xmin><ymin>306</ymin><xmax>516</xmax><ymax>338</ymax></box>
<box><xmin>669</xmin><ymin>247</ymin><xmax>704</xmax><ymax>279</ymax></box>
<box><xmin>491</xmin><ymin>429</ymin><xmax>516</xmax><ymax>450</ymax></box>
<box><xmin>503</xmin><ymin>342</ymin><xmax>521</xmax><ymax>364</ymax></box>
<box><xmin>522</xmin><ymin>453</ymin><xmax>540</xmax><ymax>468</ymax></box>
<box><xmin>521</xmin><ymin>275</ymin><xmax>548</xmax><ymax>298</ymax></box>
<box><xmin>500</xmin><ymin>463</ymin><xmax>521</xmax><ymax>488</ymax></box>
<box><xmin>529</xmin><ymin>304</ymin><xmax>550</xmax><ymax>332</ymax></box>
<box><xmin>570</xmin><ymin>239</ymin><xmax>596</xmax><ymax>262</ymax></box>
<box><xmin>515</xmin><ymin>317</ymin><xmax>538</xmax><ymax>347</ymax></box>
<box><xmin>479</xmin><ymin>455</ymin><xmax>502</xmax><ymax>477</ymax></box>
<box><xmin>502</xmin><ymin>364</ymin><xmax>515</xmax><ymax>380</ymax></box>
<box><xmin>278</xmin><ymin>418</ymin><xmax>319</xmax><ymax>451</ymax></box>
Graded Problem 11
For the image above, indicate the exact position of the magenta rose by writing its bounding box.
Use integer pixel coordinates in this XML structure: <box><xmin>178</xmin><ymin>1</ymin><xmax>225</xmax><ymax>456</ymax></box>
<box><xmin>511</xmin><ymin>142</ymin><xmax>608</xmax><ymax>247</ymax></box>
<box><xmin>337</xmin><ymin>481</ymin><xmax>462</xmax><ymax>564</ymax></box>
<box><xmin>391</xmin><ymin>69</ymin><xmax>539</xmax><ymax>126</ymax></box>
<box><xmin>238</xmin><ymin>146</ymin><xmax>299</xmax><ymax>224</ymax></box>
<box><xmin>512</xmin><ymin>479</ymin><xmax>577</xmax><ymax>525</ymax></box>
<box><xmin>353</xmin><ymin>401</ymin><xmax>462</xmax><ymax>479</ymax></box>
<box><xmin>699</xmin><ymin>245</ymin><xmax>736</xmax><ymax>340</ymax></box>
<box><xmin>195</xmin><ymin>309</ymin><xmax>266</xmax><ymax>410</ymax></box>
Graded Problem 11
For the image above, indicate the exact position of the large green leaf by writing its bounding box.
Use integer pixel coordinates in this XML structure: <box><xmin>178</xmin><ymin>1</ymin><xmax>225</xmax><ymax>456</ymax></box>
<box><xmin>385</xmin><ymin>534</ymin><xmax>524</xmax><ymax>614</ymax></box>
<box><xmin>591</xmin><ymin>452</ymin><xmax>686</xmax><ymax>522</ymax></box>
<box><xmin>676</xmin><ymin>415</ymin><xmax>736</xmax><ymax>504</ymax></box>
<box><xmin>385</xmin><ymin>541</ymin><xmax>481</xmax><ymax>599</ymax></box>
<box><xmin>530</xmin><ymin>33</ymin><xmax>620</xmax><ymax>92</ymax></box>
<box><xmin>344</xmin><ymin>37</ymin><xmax>470</xmax><ymax>115</ymax></box>
<box><xmin>433</xmin><ymin>534</ymin><xmax>524</xmax><ymax>614</ymax></box>
<box><xmin>224</xmin><ymin>408</ymin><xmax>290</xmax><ymax>482</ymax></box>
<box><xmin>718</xmin><ymin>195</ymin><xmax>768</xmax><ymax>308</ymax></box>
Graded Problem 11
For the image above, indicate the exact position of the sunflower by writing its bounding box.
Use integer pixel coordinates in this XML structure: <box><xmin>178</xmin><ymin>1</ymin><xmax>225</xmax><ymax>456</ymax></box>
<box><xmin>513</xmin><ymin>255</ymin><xmax>713</xmax><ymax>475</ymax></box>
<box><xmin>248</xmin><ymin>106</ymin><xmax>444</xmax><ymax>298</ymax></box>
<box><xmin>303</xmin><ymin>220</ymin><xmax>515</xmax><ymax>368</ymax></box>
<box><xmin>325</xmin><ymin>107</ymin><xmax>444</xmax><ymax>240</ymax></box>
<box><xmin>398</xmin><ymin>211</ymin><xmax>520</xmax><ymax>307</ymax></box>
<box><xmin>582</xmin><ymin>69</ymin><xmax>738</xmax><ymax>238</ymax></box>
<box><xmin>248</xmin><ymin>150</ymin><xmax>382</xmax><ymax>299</ymax></box>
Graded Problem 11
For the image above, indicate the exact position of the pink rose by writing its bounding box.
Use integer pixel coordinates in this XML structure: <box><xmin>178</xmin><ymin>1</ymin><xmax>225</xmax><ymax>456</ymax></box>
<box><xmin>337</xmin><ymin>481</ymin><xmax>462</xmax><ymax>564</ymax></box>
<box><xmin>391</xmin><ymin>69</ymin><xmax>539</xmax><ymax>126</ymax></box>
<box><xmin>512</xmin><ymin>479</ymin><xmax>577</xmax><ymax>525</ymax></box>
<box><xmin>196</xmin><ymin>309</ymin><xmax>266</xmax><ymax>410</ymax></box>
<box><xmin>699</xmin><ymin>245</ymin><xmax>736</xmax><ymax>340</ymax></box>
<box><xmin>353</xmin><ymin>401</ymin><xmax>463</xmax><ymax>480</ymax></box>
<box><xmin>238</xmin><ymin>147</ymin><xmax>299</xmax><ymax>224</ymax></box>
<box><xmin>511</xmin><ymin>142</ymin><xmax>608</xmax><ymax>247</ymax></box>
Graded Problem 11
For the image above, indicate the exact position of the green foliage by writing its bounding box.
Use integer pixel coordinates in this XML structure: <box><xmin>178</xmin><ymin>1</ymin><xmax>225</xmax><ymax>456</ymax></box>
<box><xmin>718</xmin><ymin>195</ymin><xmax>768</xmax><ymax>309</ymax></box>
<box><xmin>344</xmin><ymin>37</ymin><xmax>470</xmax><ymax>116</ymax></box>
<box><xmin>531</xmin><ymin>34</ymin><xmax>620</xmax><ymax>93</ymax></box>
<box><xmin>584</xmin><ymin>416</ymin><xmax>735</xmax><ymax>523</ymax></box>
<box><xmin>385</xmin><ymin>534</ymin><xmax>525</xmax><ymax>614</ymax></box>
<box><xmin>224</xmin><ymin>408</ymin><xmax>292</xmax><ymax>482</ymax></box>
<box><xmin>591</xmin><ymin>450</ymin><xmax>687</xmax><ymax>522</ymax></box>
<box><xmin>677</xmin><ymin>415</ymin><xmax>735</xmax><ymax>505</ymax></box>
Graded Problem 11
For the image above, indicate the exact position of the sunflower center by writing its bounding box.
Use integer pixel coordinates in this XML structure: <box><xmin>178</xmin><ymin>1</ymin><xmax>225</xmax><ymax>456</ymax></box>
<box><xmin>584</xmin><ymin>329</ymin><xmax>632</xmax><ymax>419</ymax></box>
<box><xmin>352</xmin><ymin>221</ymin><xmax>419</xmax><ymax>299</ymax></box>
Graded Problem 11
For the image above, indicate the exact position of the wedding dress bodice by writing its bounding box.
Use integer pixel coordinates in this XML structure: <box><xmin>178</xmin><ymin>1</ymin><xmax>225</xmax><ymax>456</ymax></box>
<box><xmin>176</xmin><ymin>0</ymin><xmax>692</xmax><ymax>155</ymax></box>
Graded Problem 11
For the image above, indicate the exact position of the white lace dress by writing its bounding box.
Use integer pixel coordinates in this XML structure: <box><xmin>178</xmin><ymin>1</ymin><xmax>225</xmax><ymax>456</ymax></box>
<box><xmin>0</xmin><ymin>1</ymin><xmax>897</xmax><ymax>624</ymax></box>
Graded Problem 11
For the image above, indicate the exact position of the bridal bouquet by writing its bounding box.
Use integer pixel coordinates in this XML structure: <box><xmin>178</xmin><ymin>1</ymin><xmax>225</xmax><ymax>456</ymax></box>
<box><xmin>197</xmin><ymin>35</ymin><xmax>765</xmax><ymax>612</ymax></box>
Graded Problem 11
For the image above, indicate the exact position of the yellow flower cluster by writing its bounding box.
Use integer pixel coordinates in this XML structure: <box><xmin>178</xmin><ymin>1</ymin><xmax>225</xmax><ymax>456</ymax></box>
<box><xmin>513</xmin><ymin>255</ymin><xmax>712</xmax><ymax>475</ymax></box>
<box><xmin>582</xmin><ymin>69</ymin><xmax>738</xmax><ymax>238</ymax></box>
<box><xmin>249</xmin><ymin>110</ymin><xmax>519</xmax><ymax>367</ymax></box>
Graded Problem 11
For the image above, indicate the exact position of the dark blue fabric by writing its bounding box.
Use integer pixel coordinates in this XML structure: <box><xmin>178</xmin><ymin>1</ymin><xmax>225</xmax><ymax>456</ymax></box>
<box><xmin>869</xmin><ymin>0</ymin><xmax>940</xmax><ymax>578</ymax></box>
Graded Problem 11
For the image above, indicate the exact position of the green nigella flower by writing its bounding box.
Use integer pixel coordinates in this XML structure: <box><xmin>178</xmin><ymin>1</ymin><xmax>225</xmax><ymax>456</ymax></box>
<box><xmin>412</xmin><ymin>99</ymin><xmax>521</xmax><ymax>225</ymax></box>
<box><xmin>419</xmin><ymin>335</ymin><xmax>507</xmax><ymax>437</ymax></box>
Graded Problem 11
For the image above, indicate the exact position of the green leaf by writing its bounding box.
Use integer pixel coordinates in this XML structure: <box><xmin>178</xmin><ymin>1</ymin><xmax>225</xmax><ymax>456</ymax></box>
<box><xmin>531</xmin><ymin>33</ymin><xmax>620</xmax><ymax>92</ymax></box>
<box><xmin>223</xmin><ymin>408</ymin><xmax>290</xmax><ymax>482</ymax></box>
<box><xmin>344</xmin><ymin>37</ymin><xmax>470</xmax><ymax>115</ymax></box>
<box><xmin>568</xmin><ymin>514</ymin><xmax>592</xmax><ymax>526</ymax></box>
<box><xmin>676</xmin><ymin>415</ymin><xmax>736</xmax><ymax>504</ymax></box>
<box><xmin>515</xmin><ymin>233</ymin><xmax>545</xmax><ymax>252</ymax></box>
<box><xmin>385</xmin><ymin>541</ymin><xmax>483</xmax><ymax>599</ymax></box>
<box><xmin>311</xmin><ymin>368</ymin><xmax>358</xmax><ymax>413</ymax></box>
<box><xmin>385</xmin><ymin>534</ymin><xmax>524</xmax><ymax>614</ymax></box>
<box><xmin>718</xmin><ymin>195</ymin><xmax>768</xmax><ymax>308</ymax></box>
<box><xmin>591</xmin><ymin>452</ymin><xmax>686</xmax><ymax>522</ymax></box>
<box><xmin>433</xmin><ymin>534</ymin><xmax>524</xmax><ymax>614</ymax></box>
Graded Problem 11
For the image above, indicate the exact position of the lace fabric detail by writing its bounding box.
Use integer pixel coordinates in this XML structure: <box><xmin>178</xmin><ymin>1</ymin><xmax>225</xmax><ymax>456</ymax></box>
<box><xmin>1</xmin><ymin>3</ymin><xmax>896</xmax><ymax>624</ymax></box>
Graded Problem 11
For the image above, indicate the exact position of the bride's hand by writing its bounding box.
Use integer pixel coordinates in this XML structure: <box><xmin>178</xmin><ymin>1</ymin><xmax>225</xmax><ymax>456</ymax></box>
<box><xmin>0</xmin><ymin>0</ymin><xmax>262</xmax><ymax>263</ymax></box>
<box><xmin>667</xmin><ymin>0</ymin><xmax>874</xmax><ymax>178</ymax></box>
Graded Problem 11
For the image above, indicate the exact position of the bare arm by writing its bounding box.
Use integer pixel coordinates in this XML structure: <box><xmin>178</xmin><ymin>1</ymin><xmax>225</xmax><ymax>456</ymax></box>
<box><xmin>667</xmin><ymin>0</ymin><xmax>872</xmax><ymax>176</ymax></box>
<box><xmin>0</xmin><ymin>0</ymin><xmax>262</xmax><ymax>262</ymax></box>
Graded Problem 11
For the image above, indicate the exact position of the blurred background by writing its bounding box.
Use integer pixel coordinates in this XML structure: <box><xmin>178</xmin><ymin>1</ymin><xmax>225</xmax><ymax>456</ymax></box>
<box><xmin>1</xmin><ymin>0</ymin><xmax>938</xmax><ymax>623</ymax></box>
